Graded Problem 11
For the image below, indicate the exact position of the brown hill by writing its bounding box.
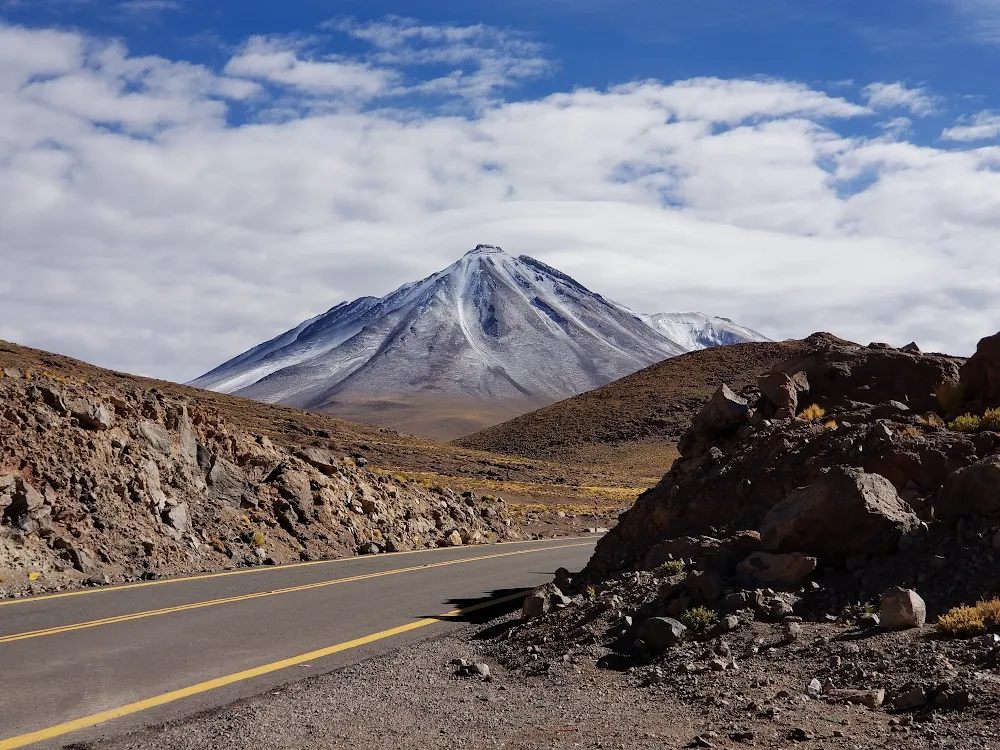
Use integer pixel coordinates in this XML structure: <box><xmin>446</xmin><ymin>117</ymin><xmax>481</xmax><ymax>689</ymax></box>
<box><xmin>454</xmin><ymin>340</ymin><xmax>810</xmax><ymax>475</ymax></box>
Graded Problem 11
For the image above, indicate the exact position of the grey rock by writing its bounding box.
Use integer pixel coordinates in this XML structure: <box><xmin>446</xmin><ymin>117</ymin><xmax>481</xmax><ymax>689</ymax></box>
<box><xmin>938</xmin><ymin>454</ymin><xmax>1000</xmax><ymax>520</ymax></box>
<box><xmin>893</xmin><ymin>686</ymin><xmax>927</xmax><ymax>710</ymax></box>
<box><xmin>737</xmin><ymin>551</ymin><xmax>817</xmax><ymax>586</ymax></box>
<box><xmin>636</xmin><ymin>617</ymin><xmax>687</xmax><ymax>653</ymax></box>
<box><xmin>207</xmin><ymin>456</ymin><xmax>247</xmax><ymax>507</ymax></box>
<box><xmin>164</xmin><ymin>503</ymin><xmax>190</xmax><ymax>534</ymax></box>
<box><xmin>138</xmin><ymin>421</ymin><xmax>173</xmax><ymax>455</ymax></box>
<box><xmin>783</xmin><ymin>621</ymin><xmax>802</xmax><ymax>644</ymax></box>
<box><xmin>879</xmin><ymin>587</ymin><xmax>926</xmax><ymax>630</ymax></box>
<box><xmin>297</xmin><ymin>447</ymin><xmax>340</xmax><ymax>475</ymax></box>
<box><xmin>760</xmin><ymin>466</ymin><xmax>919</xmax><ymax>563</ymax></box>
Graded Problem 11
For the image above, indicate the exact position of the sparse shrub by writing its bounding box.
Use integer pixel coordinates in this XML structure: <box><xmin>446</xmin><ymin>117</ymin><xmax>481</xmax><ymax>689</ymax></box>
<box><xmin>901</xmin><ymin>425</ymin><xmax>923</xmax><ymax>439</ymax></box>
<box><xmin>373</xmin><ymin>528</ymin><xmax>383</xmax><ymax>540</ymax></box>
<box><xmin>823</xmin><ymin>419</ymin><xmax>838</xmax><ymax>429</ymax></box>
<box><xmin>680</xmin><ymin>606</ymin><xmax>717</xmax><ymax>633</ymax></box>
<box><xmin>653</xmin><ymin>560</ymin><xmax>685</xmax><ymax>577</ymax></box>
<box><xmin>935</xmin><ymin>380</ymin><xmax>964</xmax><ymax>417</ymax></box>
<box><xmin>585</xmin><ymin>585</ymin><xmax>596</xmax><ymax>599</ymax></box>
<box><xmin>483</xmin><ymin>530</ymin><xmax>493</xmax><ymax>540</ymax></box>
<box><xmin>937</xmin><ymin>598</ymin><xmax>1000</xmax><ymax>637</ymax></box>
<box><xmin>251</xmin><ymin>529</ymin><xmax>266</xmax><ymax>549</ymax></box>
<box><xmin>949</xmin><ymin>414</ymin><xmax>982</xmax><ymax>433</ymax></box>
<box><xmin>981</xmin><ymin>408</ymin><xmax>1000</xmax><ymax>432</ymax></box>
<box><xmin>797</xmin><ymin>403</ymin><xmax>826</xmax><ymax>421</ymax></box>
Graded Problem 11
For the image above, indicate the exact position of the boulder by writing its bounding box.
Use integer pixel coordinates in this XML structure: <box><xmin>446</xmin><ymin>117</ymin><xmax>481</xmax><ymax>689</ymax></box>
<box><xmin>879</xmin><ymin>587</ymin><xmax>926</xmax><ymax>630</ymax></box>
<box><xmin>685</xmin><ymin>569</ymin><xmax>725</xmax><ymax>603</ymax></box>
<box><xmin>937</xmin><ymin>454</ymin><xmax>1000</xmax><ymax>520</ymax></box>
<box><xmin>736</xmin><ymin>551</ymin><xmax>817</xmax><ymax>587</ymax></box>
<box><xmin>760</xmin><ymin>467</ymin><xmax>919</xmax><ymax>562</ymax></box>
<box><xmin>692</xmin><ymin>384</ymin><xmax>749</xmax><ymax>434</ymax></box>
<box><xmin>443</xmin><ymin>530</ymin><xmax>463</xmax><ymax>547</ymax></box>
<box><xmin>207</xmin><ymin>456</ymin><xmax>247</xmax><ymax>507</ymax></box>
<box><xmin>960</xmin><ymin>330</ymin><xmax>1000</xmax><ymax>410</ymax></box>
<box><xmin>66</xmin><ymin>396</ymin><xmax>114</xmax><ymax>430</ymax></box>
<box><xmin>522</xmin><ymin>583</ymin><xmax>568</xmax><ymax>618</ymax></box>
<box><xmin>636</xmin><ymin>617</ymin><xmax>687</xmax><ymax>653</ymax></box>
<box><xmin>297</xmin><ymin>447</ymin><xmax>340</xmax><ymax>476</ymax></box>
<box><xmin>644</xmin><ymin>531</ymin><xmax>761</xmax><ymax>572</ymax></box>
<box><xmin>758</xmin><ymin>371</ymin><xmax>805</xmax><ymax>418</ymax></box>
<box><xmin>164</xmin><ymin>503</ymin><xmax>190</xmax><ymax>533</ymax></box>
<box><xmin>1</xmin><ymin>476</ymin><xmax>47</xmax><ymax>533</ymax></box>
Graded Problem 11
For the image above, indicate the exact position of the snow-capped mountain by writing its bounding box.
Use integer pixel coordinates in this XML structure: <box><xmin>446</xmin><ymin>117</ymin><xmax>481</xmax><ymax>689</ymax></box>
<box><xmin>191</xmin><ymin>246</ymin><xmax>766</xmax><ymax>436</ymax></box>
<box><xmin>636</xmin><ymin>312</ymin><xmax>769</xmax><ymax>351</ymax></box>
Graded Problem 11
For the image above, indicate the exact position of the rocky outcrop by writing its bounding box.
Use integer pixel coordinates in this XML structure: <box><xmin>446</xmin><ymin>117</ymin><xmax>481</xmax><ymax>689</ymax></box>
<box><xmin>0</xmin><ymin>373</ymin><xmax>516</xmax><ymax>593</ymax></box>
<box><xmin>579</xmin><ymin>331</ymin><xmax>1000</xmax><ymax>618</ymax></box>
<box><xmin>759</xmin><ymin>467</ymin><xmax>918</xmax><ymax>563</ymax></box>
<box><xmin>960</xmin><ymin>331</ymin><xmax>1000</xmax><ymax>413</ymax></box>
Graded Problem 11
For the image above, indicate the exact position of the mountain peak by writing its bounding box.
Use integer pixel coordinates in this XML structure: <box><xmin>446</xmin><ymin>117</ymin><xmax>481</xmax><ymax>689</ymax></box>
<box><xmin>464</xmin><ymin>244</ymin><xmax>506</xmax><ymax>256</ymax></box>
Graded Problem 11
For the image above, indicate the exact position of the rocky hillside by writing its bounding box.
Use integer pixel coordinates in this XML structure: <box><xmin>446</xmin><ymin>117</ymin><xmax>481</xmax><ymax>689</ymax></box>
<box><xmin>455</xmin><ymin>340</ymin><xmax>807</xmax><ymax>464</ymax></box>
<box><xmin>499</xmin><ymin>332</ymin><xmax>1000</xmax><ymax>736</ymax></box>
<box><xmin>578</xmin><ymin>331</ymin><xmax>1000</xmax><ymax>614</ymax></box>
<box><xmin>0</xmin><ymin>367</ymin><xmax>516</xmax><ymax>595</ymax></box>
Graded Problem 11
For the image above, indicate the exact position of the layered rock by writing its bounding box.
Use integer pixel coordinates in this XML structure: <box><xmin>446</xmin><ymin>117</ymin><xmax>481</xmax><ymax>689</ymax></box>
<box><xmin>0</xmin><ymin>372</ymin><xmax>515</xmax><ymax>592</ymax></box>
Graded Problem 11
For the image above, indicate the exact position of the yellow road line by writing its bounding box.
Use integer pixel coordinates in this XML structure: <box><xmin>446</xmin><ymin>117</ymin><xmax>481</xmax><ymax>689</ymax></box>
<box><xmin>0</xmin><ymin>542</ymin><xmax>591</xmax><ymax>643</ymax></box>
<box><xmin>0</xmin><ymin>535</ymin><xmax>596</xmax><ymax>608</ymax></box>
<box><xmin>0</xmin><ymin>590</ymin><xmax>530</xmax><ymax>750</ymax></box>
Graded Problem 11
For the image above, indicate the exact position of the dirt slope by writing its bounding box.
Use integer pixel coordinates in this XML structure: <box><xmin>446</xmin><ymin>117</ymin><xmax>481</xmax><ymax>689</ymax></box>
<box><xmin>454</xmin><ymin>340</ymin><xmax>809</xmax><ymax>464</ymax></box>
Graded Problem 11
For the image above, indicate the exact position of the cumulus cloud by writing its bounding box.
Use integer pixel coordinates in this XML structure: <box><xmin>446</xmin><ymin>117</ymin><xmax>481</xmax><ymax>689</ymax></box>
<box><xmin>2</xmin><ymin>19</ymin><xmax>1000</xmax><ymax>383</ymax></box>
<box><xmin>942</xmin><ymin>110</ymin><xmax>1000</xmax><ymax>141</ymax></box>
<box><xmin>863</xmin><ymin>81</ymin><xmax>938</xmax><ymax>116</ymax></box>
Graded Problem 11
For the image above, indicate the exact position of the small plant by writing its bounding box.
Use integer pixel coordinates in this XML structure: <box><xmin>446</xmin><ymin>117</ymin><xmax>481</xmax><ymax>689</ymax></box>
<box><xmin>653</xmin><ymin>560</ymin><xmax>685</xmax><ymax>577</ymax></box>
<box><xmin>938</xmin><ymin>598</ymin><xmax>1000</xmax><ymax>637</ymax></box>
<box><xmin>680</xmin><ymin>606</ymin><xmax>718</xmax><ymax>633</ymax></box>
<box><xmin>585</xmin><ymin>585</ymin><xmax>596</xmax><ymax>599</ymax></box>
<box><xmin>483</xmin><ymin>530</ymin><xmax>493</xmax><ymax>540</ymax></box>
<box><xmin>935</xmin><ymin>380</ymin><xmax>964</xmax><ymax>417</ymax></box>
<box><xmin>797</xmin><ymin>403</ymin><xmax>826</xmax><ymax>421</ymax></box>
<box><xmin>251</xmin><ymin>529</ymin><xmax>266</xmax><ymax>549</ymax></box>
<box><xmin>982</xmin><ymin>407</ymin><xmax>1000</xmax><ymax>432</ymax></box>
<box><xmin>949</xmin><ymin>414</ymin><xmax>982</xmax><ymax>433</ymax></box>
<box><xmin>823</xmin><ymin>419</ymin><xmax>838</xmax><ymax>429</ymax></box>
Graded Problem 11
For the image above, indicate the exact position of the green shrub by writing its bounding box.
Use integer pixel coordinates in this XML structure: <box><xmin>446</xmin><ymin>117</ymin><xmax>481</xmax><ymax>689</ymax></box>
<box><xmin>950</xmin><ymin>414</ymin><xmax>982</xmax><ymax>433</ymax></box>
<box><xmin>653</xmin><ymin>560</ymin><xmax>685</xmax><ymax>577</ymax></box>
<box><xmin>680</xmin><ymin>606</ymin><xmax>717</xmax><ymax>633</ymax></box>
<box><xmin>981</xmin><ymin>407</ymin><xmax>1000</xmax><ymax>432</ymax></box>
<box><xmin>935</xmin><ymin>380</ymin><xmax>965</xmax><ymax>417</ymax></box>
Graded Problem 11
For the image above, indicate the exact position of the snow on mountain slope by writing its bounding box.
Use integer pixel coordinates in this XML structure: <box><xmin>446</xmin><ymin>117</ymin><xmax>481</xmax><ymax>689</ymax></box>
<box><xmin>638</xmin><ymin>312</ymin><xmax>769</xmax><ymax>351</ymax></box>
<box><xmin>190</xmin><ymin>246</ymin><xmax>766</xmax><ymax>433</ymax></box>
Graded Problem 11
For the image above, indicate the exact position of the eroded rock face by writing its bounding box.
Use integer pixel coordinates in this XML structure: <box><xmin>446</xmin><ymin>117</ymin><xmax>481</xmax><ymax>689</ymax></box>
<box><xmin>960</xmin><ymin>331</ymin><xmax>1000</xmax><ymax>412</ymax></box>
<box><xmin>937</xmin><ymin>454</ymin><xmax>1000</xmax><ymax>520</ymax></box>
<box><xmin>760</xmin><ymin>467</ymin><xmax>919</xmax><ymax>563</ymax></box>
<box><xmin>0</xmin><ymin>370</ymin><xmax>516</xmax><ymax>590</ymax></box>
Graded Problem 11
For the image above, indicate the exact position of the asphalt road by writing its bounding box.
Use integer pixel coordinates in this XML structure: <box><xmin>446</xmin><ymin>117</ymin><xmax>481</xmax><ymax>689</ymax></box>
<box><xmin>0</xmin><ymin>536</ymin><xmax>597</xmax><ymax>750</ymax></box>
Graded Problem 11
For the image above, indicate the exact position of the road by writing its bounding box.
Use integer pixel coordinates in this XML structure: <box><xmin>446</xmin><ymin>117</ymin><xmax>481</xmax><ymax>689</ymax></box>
<box><xmin>0</xmin><ymin>536</ymin><xmax>597</xmax><ymax>750</ymax></box>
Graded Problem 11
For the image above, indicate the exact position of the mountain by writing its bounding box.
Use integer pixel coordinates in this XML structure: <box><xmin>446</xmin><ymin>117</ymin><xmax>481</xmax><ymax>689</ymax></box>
<box><xmin>192</xmin><ymin>245</ymin><xmax>767</xmax><ymax>438</ymax></box>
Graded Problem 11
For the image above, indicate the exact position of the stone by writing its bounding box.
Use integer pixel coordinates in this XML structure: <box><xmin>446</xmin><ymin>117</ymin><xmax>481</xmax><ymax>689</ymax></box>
<box><xmin>709</xmin><ymin>614</ymin><xmax>740</xmax><ymax>637</ymax></box>
<box><xmin>692</xmin><ymin>384</ymin><xmax>749</xmax><ymax>434</ymax></box>
<box><xmin>760</xmin><ymin>466</ymin><xmax>919</xmax><ymax>563</ymax></box>
<box><xmin>358</xmin><ymin>541</ymin><xmax>382</xmax><ymax>555</ymax></box>
<box><xmin>644</xmin><ymin>531</ymin><xmax>761</xmax><ymax>572</ymax></box>
<box><xmin>66</xmin><ymin>396</ymin><xmax>114</xmax><ymax>430</ymax></box>
<box><xmin>207</xmin><ymin>456</ymin><xmax>247</xmax><ymax>507</ymax></box>
<box><xmin>783</xmin><ymin>621</ymin><xmax>802</xmax><ymax>644</ymax></box>
<box><xmin>879</xmin><ymin>587</ymin><xmax>926</xmax><ymax>630</ymax></box>
<box><xmin>164</xmin><ymin>503</ymin><xmax>189</xmax><ymax>534</ymax></box>
<box><xmin>737</xmin><ymin>551</ymin><xmax>817</xmax><ymax>587</ymax></box>
<box><xmin>807</xmin><ymin>678</ymin><xmax>823</xmax><ymax>697</ymax></box>
<box><xmin>297</xmin><ymin>447</ymin><xmax>339</xmax><ymax>475</ymax></box>
<box><xmin>522</xmin><ymin>583</ymin><xmax>566</xmax><ymax>619</ymax></box>
<box><xmin>443</xmin><ymin>530</ymin><xmax>463</xmax><ymax>547</ymax></box>
<box><xmin>636</xmin><ymin>617</ymin><xmax>687</xmax><ymax>653</ymax></box>
<box><xmin>758</xmin><ymin>371</ymin><xmax>801</xmax><ymax>417</ymax></box>
<box><xmin>686</xmin><ymin>569</ymin><xmax>725</xmax><ymax>603</ymax></box>
<box><xmin>893</xmin><ymin>686</ymin><xmax>927</xmax><ymax>710</ymax></box>
<box><xmin>858</xmin><ymin>613</ymin><xmax>880</xmax><ymax>629</ymax></box>
<box><xmin>937</xmin><ymin>454</ymin><xmax>1000</xmax><ymax>520</ymax></box>
<box><xmin>709</xmin><ymin>658</ymin><xmax>728</xmax><ymax>672</ymax></box>
<box><xmin>829</xmin><ymin>688</ymin><xmax>885</xmax><ymax>708</ymax></box>
<box><xmin>138</xmin><ymin>421</ymin><xmax>173</xmax><ymax>455</ymax></box>
<box><xmin>85</xmin><ymin>573</ymin><xmax>111</xmax><ymax>586</ymax></box>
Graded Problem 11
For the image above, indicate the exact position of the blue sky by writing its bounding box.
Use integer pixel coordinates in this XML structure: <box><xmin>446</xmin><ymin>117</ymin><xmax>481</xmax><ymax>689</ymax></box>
<box><xmin>2</xmin><ymin>0</ymin><xmax>1000</xmax><ymax>379</ymax></box>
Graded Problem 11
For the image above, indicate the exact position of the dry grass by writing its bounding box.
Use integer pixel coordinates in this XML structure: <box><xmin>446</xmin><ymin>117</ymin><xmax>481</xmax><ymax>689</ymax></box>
<box><xmin>797</xmin><ymin>403</ymin><xmax>826</xmax><ymax>421</ymax></box>
<box><xmin>938</xmin><ymin>598</ymin><xmax>1000</xmax><ymax>637</ymax></box>
<box><xmin>823</xmin><ymin>419</ymin><xmax>838</xmax><ymax>429</ymax></box>
<box><xmin>935</xmin><ymin>380</ymin><xmax>965</xmax><ymax>418</ymax></box>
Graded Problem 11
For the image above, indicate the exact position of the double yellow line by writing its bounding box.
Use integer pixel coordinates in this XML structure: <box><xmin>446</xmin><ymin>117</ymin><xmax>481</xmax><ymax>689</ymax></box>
<box><xmin>0</xmin><ymin>542</ymin><xmax>590</xmax><ymax>644</ymax></box>
<box><xmin>0</xmin><ymin>591</ymin><xmax>529</xmax><ymax>750</ymax></box>
<box><xmin>0</xmin><ymin>540</ymin><xmax>594</xmax><ymax>749</ymax></box>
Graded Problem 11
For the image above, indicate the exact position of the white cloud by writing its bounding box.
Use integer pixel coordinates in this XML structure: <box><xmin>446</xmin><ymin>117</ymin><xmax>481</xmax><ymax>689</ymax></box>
<box><xmin>942</xmin><ymin>110</ymin><xmax>1000</xmax><ymax>141</ymax></box>
<box><xmin>863</xmin><ymin>82</ymin><xmax>938</xmax><ymax>116</ymax></box>
<box><xmin>2</xmin><ymin>20</ymin><xmax>1000</xmax><ymax>384</ymax></box>
<box><xmin>225</xmin><ymin>36</ymin><xmax>392</xmax><ymax>99</ymax></box>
